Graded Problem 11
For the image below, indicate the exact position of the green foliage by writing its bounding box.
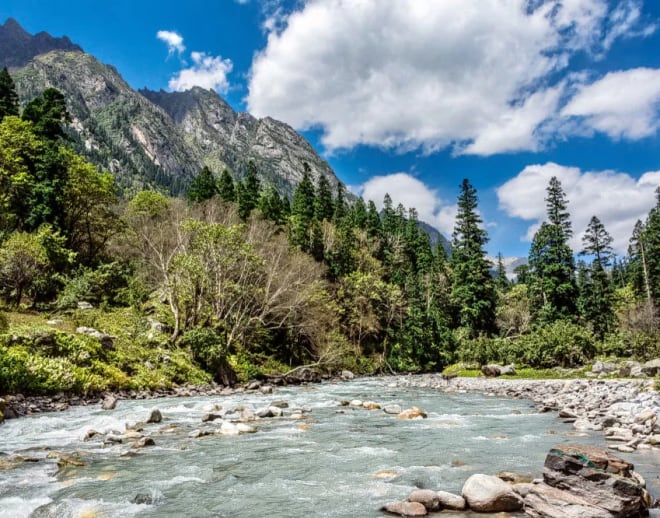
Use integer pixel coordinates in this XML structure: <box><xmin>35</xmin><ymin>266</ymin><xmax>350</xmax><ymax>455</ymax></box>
<box><xmin>0</xmin><ymin>231</ymin><xmax>50</xmax><ymax>306</ymax></box>
<box><xmin>217</xmin><ymin>169</ymin><xmax>236</xmax><ymax>202</ymax></box>
<box><xmin>0</xmin><ymin>311</ymin><xmax>8</xmax><ymax>333</ymax></box>
<box><xmin>22</xmin><ymin>88</ymin><xmax>70</xmax><ymax>141</ymax></box>
<box><xmin>187</xmin><ymin>166</ymin><xmax>217</xmax><ymax>203</ymax></box>
<box><xmin>449</xmin><ymin>179</ymin><xmax>497</xmax><ymax>336</ymax></box>
<box><xmin>0</xmin><ymin>67</ymin><xmax>19</xmax><ymax>120</ymax></box>
<box><xmin>179</xmin><ymin>328</ymin><xmax>227</xmax><ymax>378</ymax></box>
<box><xmin>237</xmin><ymin>161</ymin><xmax>261</xmax><ymax>220</ymax></box>
<box><xmin>600</xmin><ymin>330</ymin><xmax>660</xmax><ymax>360</ymax></box>
<box><xmin>55</xmin><ymin>262</ymin><xmax>132</xmax><ymax>309</ymax></box>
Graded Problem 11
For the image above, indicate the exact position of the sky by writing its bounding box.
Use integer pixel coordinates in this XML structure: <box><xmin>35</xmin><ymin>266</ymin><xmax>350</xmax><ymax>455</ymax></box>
<box><xmin>2</xmin><ymin>0</ymin><xmax>660</xmax><ymax>258</ymax></box>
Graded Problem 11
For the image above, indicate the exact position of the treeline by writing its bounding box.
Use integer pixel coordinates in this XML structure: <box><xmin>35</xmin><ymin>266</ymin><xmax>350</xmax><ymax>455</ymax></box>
<box><xmin>0</xmin><ymin>69</ymin><xmax>659</xmax><ymax>390</ymax></box>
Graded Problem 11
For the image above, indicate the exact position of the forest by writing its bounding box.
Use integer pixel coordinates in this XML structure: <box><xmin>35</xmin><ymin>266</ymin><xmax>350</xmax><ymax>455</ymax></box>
<box><xmin>0</xmin><ymin>67</ymin><xmax>659</xmax><ymax>396</ymax></box>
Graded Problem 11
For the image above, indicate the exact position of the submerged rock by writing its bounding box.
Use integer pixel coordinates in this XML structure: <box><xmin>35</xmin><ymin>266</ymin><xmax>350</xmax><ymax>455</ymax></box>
<box><xmin>146</xmin><ymin>408</ymin><xmax>162</xmax><ymax>424</ymax></box>
<box><xmin>461</xmin><ymin>473</ymin><xmax>524</xmax><ymax>512</ymax></box>
<box><xmin>397</xmin><ymin>407</ymin><xmax>427</xmax><ymax>419</ymax></box>
<box><xmin>381</xmin><ymin>501</ymin><xmax>427</xmax><ymax>516</ymax></box>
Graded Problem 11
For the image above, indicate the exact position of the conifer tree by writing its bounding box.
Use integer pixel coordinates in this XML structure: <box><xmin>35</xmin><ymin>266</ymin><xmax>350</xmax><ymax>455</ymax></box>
<box><xmin>495</xmin><ymin>252</ymin><xmax>509</xmax><ymax>291</ymax></box>
<box><xmin>22</xmin><ymin>88</ymin><xmax>70</xmax><ymax>141</ymax></box>
<box><xmin>289</xmin><ymin>166</ymin><xmax>316</xmax><ymax>251</ymax></box>
<box><xmin>237</xmin><ymin>161</ymin><xmax>261</xmax><ymax>220</ymax></box>
<box><xmin>187</xmin><ymin>166</ymin><xmax>217</xmax><ymax>203</ymax></box>
<box><xmin>259</xmin><ymin>186</ymin><xmax>287</xmax><ymax>226</ymax></box>
<box><xmin>314</xmin><ymin>174</ymin><xmax>334</xmax><ymax>222</ymax></box>
<box><xmin>0</xmin><ymin>67</ymin><xmax>19</xmax><ymax>120</ymax></box>
<box><xmin>528</xmin><ymin>176</ymin><xmax>577</xmax><ymax>323</ymax></box>
<box><xmin>449</xmin><ymin>179</ymin><xmax>497</xmax><ymax>336</ymax></box>
<box><xmin>217</xmin><ymin>169</ymin><xmax>236</xmax><ymax>202</ymax></box>
<box><xmin>334</xmin><ymin>182</ymin><xmax>348</xmax><ymax>222</ymax></box>
<box><xmin>579</xmin><ymin>216</ymin><xmax>615</xmax><ymax>337</ymax></box>
<box><xmin>350</xmin><ymin>197</ymin><xmax>368</xmax><ymax>229</ymax></box>
<box><xmin>366</xmin><ymin>200</ymin><xmax>382</xmax><ymax>238</ymax></box>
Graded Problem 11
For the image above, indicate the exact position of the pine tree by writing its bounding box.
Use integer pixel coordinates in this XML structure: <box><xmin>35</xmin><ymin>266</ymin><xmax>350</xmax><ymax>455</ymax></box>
<box><xmin>495</xmin><ymin>252</ymin><xmax>509</xmax><ymax>291</ymax></box>
<box><xmin>350</xmin><ymin>197</ymin><xmax>368</xmax><ymax>229</ymax></box>
<box><xmin>217</xmin><ymin>169</ymin><xmax>236</xmax><ymax>202</ymax></box>
<box><xmin>237</xmin><ymin>161</ymin><xmax>261</xmax><ymax>220</ymax></box>
<box><xmin>628</xmin><ymin>220</ymin><xmax>652</xmax><ymax>304</ymax></box>
<box><xmin>259</xmin><ymin>186</ymin><xmax>287</xmax><ymax>226</ymax></box>
<box><xmin>449</xmin><ymin>179</ymin><xmax>497</xmax><ymax>336</ymax></box>
<box><xmin>289</xmin><ymin>166</ymin><xmax>316</xmax><ymax>251</ymax></box>
<box><xmin>334</xmin><ymin>182</ymin><xmax>348</xmax><ymax>222</ymax></box>
<box><xmin>314</xmin><ymin>174</ymin><xmax>334</xmax><ymax>222</ymax></box>
<box><xmin>645</xmin><ymin>188</ymin><xmax>660</xmax><ymax>306</ymax></box>
<box><xmin>579</xmin><ymin>216</ymin><xmax>615</xmax><ymax>337</ymax></box>
<box><xmin>528</xmin><ymin>177</ymin><xmax>577</xmax><ymax>323</ymax></box>
<box><xmin>0</xmin><ymin>67</ymin><xmax>19</xmax><ymax>120</ymax></box>
<box><xmin>22</xmin><ymin>88</ymin><xmax>70</xmax><ymax>141</ymax></box>
<box><xmin>366</xmin><ymin>200</ymin><xmax>382</xmax><ymax>238</ymax></box>
<box><xmin>187</xmin><ymin>166</ymin><xmax>217</xmax><ymax>203</ymax></box>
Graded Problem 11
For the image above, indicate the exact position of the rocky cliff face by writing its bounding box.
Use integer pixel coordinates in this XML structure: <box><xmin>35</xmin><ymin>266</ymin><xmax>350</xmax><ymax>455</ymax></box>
<box><xmin>141</xmin><ymin>87</ymin><xmax>339</xmax><ymax>196</ymax></box>
<box><xmin>3</xmin><ymin>20</ymin><xmax>342</xmax><ymax>197</ymax></box>
<box><xmin>12</xmin><ymin>51</ymin><xmax>201</xmax><ymax>194</ymax></box>
<box><xmin>0</xmin><ymin>18</ymin><xmax>82</xmax><ymax>69</ymax></box>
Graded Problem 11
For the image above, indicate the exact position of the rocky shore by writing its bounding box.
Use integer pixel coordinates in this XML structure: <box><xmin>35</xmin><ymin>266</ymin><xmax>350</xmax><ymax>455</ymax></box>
<box><xmin>399</xmin><ymin>375</ymin><xmax>660</xmax><ymax>454</ymax></box>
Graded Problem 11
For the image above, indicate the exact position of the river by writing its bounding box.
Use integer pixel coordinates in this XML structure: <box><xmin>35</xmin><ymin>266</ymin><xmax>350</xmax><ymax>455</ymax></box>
<box><xmin>0</xmin><ymin>377</ymin><xmax>657</xmax><ymax>517</ymax></box>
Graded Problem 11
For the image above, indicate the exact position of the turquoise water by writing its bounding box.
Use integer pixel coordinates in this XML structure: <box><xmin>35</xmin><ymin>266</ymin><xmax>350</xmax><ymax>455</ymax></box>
<box><xmin>0</xmin><ymin>377</ymin><xmax>656</xmax><ymax>517</ymax></box>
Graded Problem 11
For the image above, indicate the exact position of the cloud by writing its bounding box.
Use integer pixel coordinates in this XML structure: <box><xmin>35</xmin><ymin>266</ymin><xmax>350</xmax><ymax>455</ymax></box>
<box><xmin>358</xmin><ymin>173</ymin><xmax>457</xmax><ymax>236</ymax></box>
<box><xmin>168</xmin><ymin>51</ymin><xmax>233</xmax><ymax>93</ymax></box>
<box><xmin>247</xmin><ymin>0</ymin><xmax>651</xmax><ymax>155</ymax></box>
<box><xmin>156</xmin><ymin>30</ymin><xmax>185</xmax><ymax>57</ymax></box>
<box><xmin>497</xmin><ymin>162</ymin><xmax>660</xmax><ymax>254</ymax></box>
<box><xmin>561</xmin><ymin>68</ymin><xmax>660</xmax><ymax>139</ymax></box>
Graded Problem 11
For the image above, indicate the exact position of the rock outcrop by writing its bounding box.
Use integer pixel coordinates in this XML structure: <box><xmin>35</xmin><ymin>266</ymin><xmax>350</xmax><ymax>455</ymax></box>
<box><xmin>524</xmin><ymin>444</ymin><xmax>650</xmax><ymax>518</ymax></box>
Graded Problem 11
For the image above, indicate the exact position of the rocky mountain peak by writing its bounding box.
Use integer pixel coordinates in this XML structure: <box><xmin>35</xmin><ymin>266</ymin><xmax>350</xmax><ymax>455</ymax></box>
<box><xmin>0</xmin><ymin>18</ymin><xmax>82</xmax><ymax>69</ymax></box>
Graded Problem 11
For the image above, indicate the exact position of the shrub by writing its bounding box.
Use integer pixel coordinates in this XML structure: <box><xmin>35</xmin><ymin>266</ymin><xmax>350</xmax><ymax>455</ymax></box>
<box><xmin>516</xmin><ymin>320</ymin><xmax>597</xmax><ymax>368</ymax></box>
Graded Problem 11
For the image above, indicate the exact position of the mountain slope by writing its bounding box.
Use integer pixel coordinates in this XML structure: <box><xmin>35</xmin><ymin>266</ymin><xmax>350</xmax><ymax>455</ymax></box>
<box><xmin>0</xmin><ymin>18</ymin><xmax>82</xmax><ymax>68</ymax></box>
<box><xmin>141</xmin><ymin>87</ymin><xmax>340</xmax><ymax>196</ymax></box>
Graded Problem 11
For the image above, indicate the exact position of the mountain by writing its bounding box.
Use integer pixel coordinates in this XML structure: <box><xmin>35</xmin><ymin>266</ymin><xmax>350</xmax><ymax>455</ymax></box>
<box><xmin>417</xmin><ymin>220</ymin><xmax>452</xmax><ymax>255</ymax></box>
<box><xmin>141</xmin><ymin>87</ymin><xmax>340</xmax><ymax>196</ymax></box>
<box><xmin>3</xmin><ymin>19</ymin><xmax>342</xmax><ymax>196</ymax></box>
<box><xmin>0</xmin><ymin>18</ymin><xmax>82</xmax><ymax>68</ymax></box>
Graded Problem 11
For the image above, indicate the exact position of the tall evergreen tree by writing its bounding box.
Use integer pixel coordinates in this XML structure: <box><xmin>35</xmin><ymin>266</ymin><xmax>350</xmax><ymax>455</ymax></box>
<box><xmin>187</xmin><ymin>166</ymin><xmax>217</xmax><ymax>203</ymax></box>
<box><xmin>237</xmin><ymin>161</ymin><xmax>261</xmax><ymax>220</ymax></box>
<box><xmin>449</xmin><ymin>179</ymin><xmax>497</xmax><ymax>336</ymax></box>
<box><xmin>495</xmin><ymin>252</ymin><xmax>509</xmax><ymax>291</ymax></box>
<box><xmin>334</xmin><ymin>182</ymin><xmax>348</xmax><ymax>222</ymax></box>
<box><xmin>579</xmin><ymin>216</ymin><xmax>615</xmax><ymax>337</ymax></box>
<box><xmin>289</xmin><ymin>166</ymin><xmax>316</xmax><ymax>251</ymax></box>
<box><xmin>528</xmin><ymin>176</ymin><xmax>577</xmax><ymax>323</ymax></box>
<box><xmin>22</xmin><ymin>88</ymin><xmax>70</xmax><ymax>141</ymax></box>
<box><xmin>645</xmin><ymin>188</ymin><xmax>660</xmax><ymax>306</ymax></box>
<box><xmin>350</xmin><ymin>197</ymin><xmax>368</xmax><ymax>229</ymax></box>
<box><xmin>314</xmin><ymin>174</ymin><xmax>334</xmax><ymax>222</ymax></box>
<box><xmin>259</xmin><ymin>186</ymin><xmax>287</xmax><ymax>226</ymax></box>
<box><xmin>366</xmin><ymin>200</ymin><xmax>382</xmax><ymax>238</ymax></box>
<box><xmin>217</xmin><ymin>169</ymin><xmax>236</xmax><ymax>202</ymax></box>
<box><xmin>0</xmin><ymin>67</ymin><xmax>19</xmax><ymax>120</ymax></box>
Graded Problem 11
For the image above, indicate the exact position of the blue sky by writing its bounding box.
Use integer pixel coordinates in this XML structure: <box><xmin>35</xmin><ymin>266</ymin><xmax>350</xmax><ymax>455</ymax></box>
<box><xmin>2</xmin><ymin>0</ymin><xmax>660</xmax><ymax>258</ymax></box>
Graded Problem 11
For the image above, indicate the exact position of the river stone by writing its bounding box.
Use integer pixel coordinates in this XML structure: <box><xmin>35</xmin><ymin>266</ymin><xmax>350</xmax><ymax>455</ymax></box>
<box><xmin>270</xmin><ymin>400</ymin><xmax>289</xmax><ymax>409</ymax></box>
<box><xmin>383</xmin><ymin>404</ymin><xmax>402</xmax><ymax>415</ymax></box>
<box><xmin>146</xmin><ymin>409</ymin><xmax>162</xmax><ymax>424</ymax></box>
<box><xmin>500</xmin><ymin>364</ymin><xmax>516</xmax><ymax>376</ymax></box>
<box><xmin>363</xmin><ymin>401</ymin><xmax>381</xmax><ymax>410</ymax></box>
<box><xmin>202</xmin><ymin>412</ymin><xmax>223</xmax><ymax>423</ymax></box>
<box><xmin>481</xmin><ymin>364</ymin><xmax>502</xmax><ymax>377</ymax></box>
<box><xmin>462</xmin><ymin>474</ymin><xmax>523</xmax><ymax>512</ymax></box>
<box><xmin>341</xmin><ymin>370</ymin><xmax>355</xmax><ymax>380</ymax></box>
<box><xmin>132</xmin><ymin>493</ymin><xmax>154</xmax><ymax>505</ymax></box>
<box><xmin>435</xmin><ymin>490</ymin><xmax>466</xmax><ymax>510</ymax></box>
<box><xmin>408</xmin><ymin>489</ymin><xmax>440</xmax><ymax>511</ymax></box>
<box><xmin>397</xmin><ymin>407</ymin><xmax>427</xmax><ymax>419</ymax></box>
<box><xmin>497</xmin><ymin>471</ymin><xmax>534</xmax><ymax>484</ymax></box>
<box><xmin>101</xmin><ymin>395</ymin><xmax>117</xmax><ymax>410</ymax></box>
<box><xmin>641</xmin><ymin>359</ymin><xmax>660</xmax><ymax>376</ymax></box>
<box><xmin>512</xmin><ymin>483</ymin><xmax>534</xmax><ymax>498</ymax></box>
<box><xmin>381</xmin><ymin>501</ymin><xmax>427</xmax><ymax>516</ymax></box>
<box><xmin>132</xmin><ymin>437</ymin><xmax>155</xmax><ymax>448</ymax></box>
<box><xmin>534</xmin><ymin>444</ymin><xmax>648</xmax><ymax>517</ymax></box>
<box><xmin>349</xmin><ymin>399</ymin><xmax>363</xmax><ymax>407</ymax></box>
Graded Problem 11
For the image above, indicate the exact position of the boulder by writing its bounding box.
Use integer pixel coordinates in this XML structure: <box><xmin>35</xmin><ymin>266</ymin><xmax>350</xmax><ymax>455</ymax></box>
<box><xmin>76</xmin><ymin>326</ymin><xmax>114</xmax><ymax>348</ymax></box>
<box><xmin>363</xmin><ymin>401</ymin><xmax>381</xmax><ymax>410</ymax></box>
<box><xmin>592</xmin><ymin>361</ymin><xmax>616</xmax><ymax>374</ymax></box>
<box><xmin>101</xmin><ymin>395</ymin><xmax>117</xmax><ymax>410</ymax></box>
<box><xmin>132</xmin><ymin>493</ymin><xmax>154</xmax><ymax>505</ymax></box>
<box><xmin>524</xmin><ymin>444</ymin><xmax>649</xmax><ymax>517</ymax></box>
<box><xmin>397</xmin><ymin>407</ymin><xmax>427</xmax><ymax>419</ymax></box>
<box><xmin>408</xmin><ymin>489</ymin><xmax>440</xmax><ymax>511</ymax></box>
<box><xmin>132</xmin><ymin>437</ymin><xmax>155</xmax><ymax>449</ymax></box>
<box><xmin>202</xmin><ymin>413</ymin><xmax>223</xmax><ymax>423</ymax></box>
<box><xmin>497</xmin><ymin>471</ymin><xmax>534</xmax><ymax>484</ymax></box>
<box><xmin>461</xmin><ymin>474</ymin><xmax>524</xmax><ymax>512</ymax></box>
<box><xmin>383</xmin><ymin>404</ymin><xmax>402</xmax><ymax>415</ymax></box>
<box><xmin>340</xmin><ymin>370</ymin><xmax>355</xmax><ymax>380</ymax></box>
<box><xmin>435</xmin><ymin>490</ymin><xmax>466</xmax><ymax>510</ymax></box>
<box><xmin>77</xmin><ymin>301</ymin><xmax>93</xmax><ymax>310</ymax></box>
<box><xmin>481</xmin><ymin>364</ymin><xmax>502</xmax><ymax>377</ymax></box>
<box><xmin>146</xmin><ymin>408</ymin><xmax>162</xmax><ymax>424</ymax></box>
<box><xmin>500</xmin><ymin>364</ymin><xmax>516</xmax><ymax>376</ymax></box>
<box><xmin>641</xmin><ymin>359</ymin><xmax>660</xmax><ymax>376</ymax></box>
<box><xmin>381</xmin><ymin>501</ymin><xmax>427</xmax><ymax>516</ymax></box>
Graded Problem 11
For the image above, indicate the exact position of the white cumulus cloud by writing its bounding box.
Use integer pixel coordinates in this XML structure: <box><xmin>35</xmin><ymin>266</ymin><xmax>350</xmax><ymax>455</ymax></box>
<box><xmin>561</xmin><ymin>68</ymin><xmax>660</xmax><ymax>139</ymax></box>
<box><xmin>168</xmin><ymin>51</ymin><xmax>234</xmax><ymax>94</ymax></box>
<box><xmin>156</xmin><ymin>30</ymin><xmax>185</xmax><ymax>56</ymax></box>
<box><xmin>497</xmin><ymin>162</ymin><xmax>660</xmax><ymax>254</ymax></box>
<box><xmin>247</xmin><ymin>0</ymin><xmax>651</xmax><ymax>155</ymax></box>
<box><xmin>358</xmin><ymin>173</ymin><xmax>457</xmax><ymax>237</ymax></box>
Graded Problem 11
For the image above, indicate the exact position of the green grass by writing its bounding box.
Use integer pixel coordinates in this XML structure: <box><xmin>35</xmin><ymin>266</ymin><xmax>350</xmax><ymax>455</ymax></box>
<box><xmin>441</xmin><ymin>363</ymin><xmax>591</xmax><ymax>380</ymax></box>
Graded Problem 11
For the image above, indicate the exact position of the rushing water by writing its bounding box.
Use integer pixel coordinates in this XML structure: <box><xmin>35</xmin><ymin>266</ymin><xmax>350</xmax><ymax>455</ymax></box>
<box><xmin>0</xmin><ymin>377</ymin><xmax>658</xmax><ymax>517</ymax></box>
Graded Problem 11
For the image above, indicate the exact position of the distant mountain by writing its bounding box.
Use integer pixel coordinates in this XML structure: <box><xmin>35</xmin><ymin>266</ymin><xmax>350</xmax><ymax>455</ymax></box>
<box><xmin>488</xmin><ymin>255</ymin><xmax>528</xmax><ymax>279</ymax></box>
<box><xmin>0</xmin><ymin>18</ymin><xmax>82</xmax><ymax>68</ymax></box>
<box><xmin>417</xmin><ymin>220</ymin><xmax>452</xmax><ymax>255</ymax></box>
<box><xmin>3</xmin><ymin>19</ymin><xmax>343</xmax><ymax>196</ymax></box>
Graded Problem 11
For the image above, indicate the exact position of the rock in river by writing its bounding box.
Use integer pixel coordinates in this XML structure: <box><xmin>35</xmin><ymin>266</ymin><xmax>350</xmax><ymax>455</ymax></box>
<box><xmin>461</xmin><ymin>474</ymin><xmax>524</xmax><ymax>512</ymax></box>
<box><xmin>382</xmin><ymin>501</ymin><xmax>427</xmax><ymax>516</ymax></box>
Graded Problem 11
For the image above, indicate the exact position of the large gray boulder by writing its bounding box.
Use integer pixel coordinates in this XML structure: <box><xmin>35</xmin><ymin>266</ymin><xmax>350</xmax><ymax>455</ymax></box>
<box><xmin>408</xmin><ymin>490</ymin><xmax>439</xmax><ymax>511</ymax></box>
<box><xmin>524</xmin><ymin>444</ymin><xmax>649</xmax><ymax>517</ymax></box>
<box><xmin>435</xmin><ymin>490</ymin><xmax>466</xmax><ymax>510</ymax></box>
<box><xmin>381</xmin><ymin>501</ymin><xmax>427</xmax><ymax>516</ymax></box>
<box><xmin>461</xmin><ymin>474</ymin><xmax>524</xmax><ymax>512</ymax></box>
<box><xmin>481</xmin><ymin>364</ymin><xmax>502</xmax><ymax>377</ymax></box>
<box><xmin>641</xmin><ymin>359</ymin><xmax>660</xmax><ymax>376</ymax></box>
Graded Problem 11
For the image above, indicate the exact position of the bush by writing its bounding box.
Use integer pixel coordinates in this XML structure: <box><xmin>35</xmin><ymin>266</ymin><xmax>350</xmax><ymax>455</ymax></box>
<box><xmin>516</xmin><ymin>320</ymin><xmax>597</xmax><ymax>368</ymax></box>
<box><xmin>601</xmin><ymin>330</ymin><xmax>660</xmax><ymax>360</ymax></box>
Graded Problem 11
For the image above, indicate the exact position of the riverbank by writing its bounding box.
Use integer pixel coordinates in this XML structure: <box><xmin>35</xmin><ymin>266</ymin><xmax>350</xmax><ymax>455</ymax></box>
<box><xmin>398</xmin><ymin>375</ymin><xmax>660</xmax><ymax>454</ymax></box>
